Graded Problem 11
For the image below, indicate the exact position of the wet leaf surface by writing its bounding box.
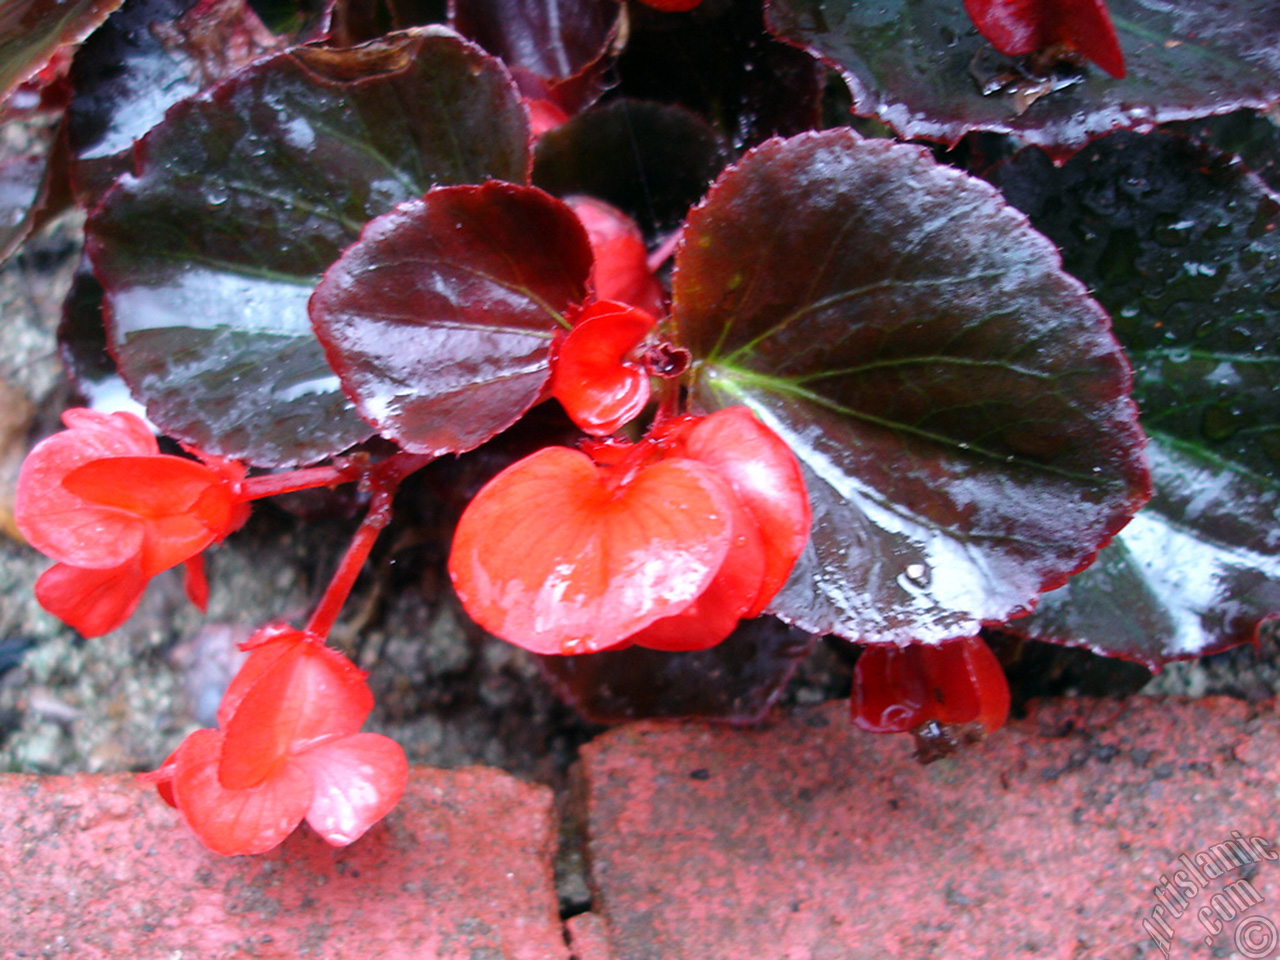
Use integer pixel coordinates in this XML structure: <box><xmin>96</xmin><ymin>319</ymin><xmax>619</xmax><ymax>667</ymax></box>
<box><xmin>66</xmin><ymin>0</ymin><xmax>284</xmax><ymax>204</ymax></box>
<box><xmin>533</xmin><ymin>98</ymin><xmax>731</xmax><ymax>235</ymax></box>
<box><xmin>56</xmin><ymin>257</ymin><xmax>132</xmax><ymax>411</ymax></box>
<box><xmin>674</xmin><ymin>130</ymin><xmax>1149</xmax><ymax>645</ymax></box>
<box><xmin>538</xmin><ymin>615</ymin><xmax>816</xmax><ymax>724</ymax></box>
<box><xmin>990</xmin><ymin>130</ymin><xmax>1280</xmax><ymax>663</ymax></box>
<box><xmin>0</xmin><ymin>0</ymin><xmax>123</xmax><ymax>100</ymax></box>
<box><xmin>86</xmin><ymin>30</ymin><xmax>529</xmax><ymax>466</ymax></box>
<box><xmin>452</xmin><ymin>0</ymin><xmax>621</xmax><ymax>111</ymax></box>
<box><xmin>765</xmin><ymin>0</ymin><xmax>1280</xmax><ymax>156</ymax></box>
<box><xmin>310</xmin><ymin>183</ymin><xmax>591</xmax><ymax>457</ymax></box>
<box><xmin>1167</xmin><ymin>109</ymin><xmax>1280</xmax><ymax>199</ymax></box>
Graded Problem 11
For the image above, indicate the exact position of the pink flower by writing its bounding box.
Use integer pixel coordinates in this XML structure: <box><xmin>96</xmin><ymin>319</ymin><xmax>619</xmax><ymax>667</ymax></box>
<box><xmin>15</xmin><ymin>409</ymin><xmax>249</xmax><ymax>636</ymax></box>
<box><xmin>142</xmin><ymin>625</ymin><xmax>408</xmax><ymax>856</ymax></box>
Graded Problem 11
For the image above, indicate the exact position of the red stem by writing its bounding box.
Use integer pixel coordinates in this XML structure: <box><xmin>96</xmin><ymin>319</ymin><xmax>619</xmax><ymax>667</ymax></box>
<box><xmin>303</xmin><ymin>452</ymin><xmax>432</xmax><ymax>639</ymax></box>
<box><xmin>238</xmin><ymin>462</ymin><xmax>362</xmax><ymax>501</ymax></box>
<box><xmin>647</xmin><ymin>226</ymin><xmax>683</xmax><ymax>275</ymax></box>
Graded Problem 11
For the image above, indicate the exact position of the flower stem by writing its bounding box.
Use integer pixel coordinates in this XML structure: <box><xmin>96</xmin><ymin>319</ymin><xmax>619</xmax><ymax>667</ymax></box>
<box><xmin>238</xmin><ymin>461</ymin><xmax>364</xmax><ymax>501</ymax></box>
<box><xmin>304</xmin><ymin>453</ymin><xmax>432</xmax><ymax>639</ymax></box>
<box><xmin>647</xmin><ymin>226</ymin><xmax>683</xmax><ymax>275</ymax></box>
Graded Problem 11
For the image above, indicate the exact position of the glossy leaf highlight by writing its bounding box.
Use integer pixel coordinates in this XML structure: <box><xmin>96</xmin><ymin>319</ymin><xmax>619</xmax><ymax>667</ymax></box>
<box><xmin>766</xmin><ymin>0</ymin><xmax>1280</xmax><ymax>156</ymax></box>
<box><xmin>311</xmin><ymin>182</ymin><xmax>592</xmax><ymax>456</ymax></box>
<box><xmin>675</xmin><ymin>130</ymin><xmax>1150</xmax><ymax>646</ymax></box>
<box><xmin>87</xmin><ymin>29</ymin><xmax>529</xmax><ymax>466</ymax></box>
<box><xmin>66</xmin><ymin>0</ymin><xmax>284</xmax><ymax>204</ymax></box>
<box><xmin>990</xmin><ymin>131</ymin><xmax>1280</xmax><ymax>663</ymax></box>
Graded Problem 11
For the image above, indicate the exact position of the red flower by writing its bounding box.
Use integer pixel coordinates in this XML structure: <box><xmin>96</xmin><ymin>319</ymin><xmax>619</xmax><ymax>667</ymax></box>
<box><xmin>566</xmin><ymin>196</ymin><xmax>665</xmax><ymax>318</ymax></box>
<box><xmin>142</xmin><ymin>625</ymin><xmax>408</xmax><ymax>856</ymax></box>
<box><xmin>636</xmin><ymin>0</ymin><xmax>703</xmax><ymax>11</ymax></box>
<box><xmin>15</xmin><ymin>409</ymin><xmax>249</xmax><ymax>636</ymax></box>
<box><xmin>964</xmin><ymin>0</ymin><xmax>1126</xmax><ymax>79</ymax></box>
<box><xmin>449</xmin><ymin>407</ymin><xmax>810</xmax><ymax>655</ymax></box>
<box><xmin>551</xmin><ymin>300</ymin><xmax>657</xmax><ymax>436</ymax></box>
<box><xmin>851</xmin><ymin>635</ymin><xmax>1010</xmax><ymax>736</ymax></box>
<box><xmin>523</xmin><ymin>96</ymin><xmax>570</xmax><ymax>137</ymax></box>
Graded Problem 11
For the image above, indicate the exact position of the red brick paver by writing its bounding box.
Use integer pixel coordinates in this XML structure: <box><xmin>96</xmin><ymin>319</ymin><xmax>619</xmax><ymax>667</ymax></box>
<box><xmin>0</xmin><ymin>766</ymin><xmax>568</xmax><ymax>960</ymax></box>
<box><xmin>579</xmin><ymin>697</ymin><xmax>1280</xmax><ymax>960</ymax></box>
<box><xmin>5</xmin><ymin>697</ymin><xmax>1279</xmax><ymax>959</ymax></box>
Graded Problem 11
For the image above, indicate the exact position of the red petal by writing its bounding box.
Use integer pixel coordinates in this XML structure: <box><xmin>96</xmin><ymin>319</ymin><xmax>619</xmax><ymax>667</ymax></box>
<box><xmin>219</xmin><ymin>635</ymin><xmax>373</xmax><ymax>790</ymax></box>
<box><xmin>62</xmin><ymin>456</ymin><xmax>240</xmax><ymax>573</ymax></box>
<box><xmin>851</xmin><ymin>643</ymin><xmax>933</xmax><ymax>733</ymax></box>
<box><xmin>16</xmin><ymin>410</ymin><xmax>156</xmax><ymax>566</ymax></box>
<box><xmin>62</xmin><ymin>455</ymin><xmax>221</xmax><ymax>516</ymax></box>
<box><xmin>295</xmin><ymin>733</ymin><xmax>408</xmax><ymax>847</ymax></box>
<box><xmin>215</xmin><ymin>624</ymin><xmax>299</xmax><ymax>729</ymax></box>
<box><xmin>183</xmin><ymin>555</ymin><xmax>209</xmax><ymax>612</ymax></box>
<box><xmin>551</xmin><ymin>301</ymin><xmax>656</xmax><ymax>436</ymax></box>
<box><xmin>852</xmin><ymin>636</ymin><xmax>1010</xmax><ymax>734</ymax></box>
<box><xmin>678</xmin><ymin>408</ymin><xmax>811</xmax><ymax>615</ymax></box>
<box><xmin>637</xmin><ymin>0</ymin><xmax>703</xmax><ymax>11</ymax></box>
<box><xmin>34</xmin><ymin>558</ymin><xmax>148</xmax><ymax>638</ymax></box>
<box><xmin>963</xmin><ymin>0</ymin><xmax>1125</xmax><ymax>78</ymax></box>
<box><xmin>568</xmin><ymin>197</ymin><xmax>665</xmax><ymax>316</ymax></box>
<box><xmin>946</xmin><ymin>635</ymin><xmax>1011</xmax><ymax>734</ymax></box>
<box><xmin>172</xmin><ymin>729</ymin><xmax>312</xmax><ymax>856</ymax></box>
<box><xmin>449</xmin><ymin>446</ymin><xmax>735</xmax><ymax>654</ymax></box>
<box><xmin>136</xmin><ymin>746</ymin><xmax>182</xmax><ymax>809</ymax></box>
<box><xmin>1053</xmin><ymin>0</ymin><xmax>1125</xmax><ymax>78</ymax></box>
<box><xmin>525</xmin><ymin>97</ymin><xmax>569</xmax><ymax>137</ymax></box>
<box><xmin>629</xmin><ymin>491</ymin><xmax>767</xmax><ymax>652</ymax></box>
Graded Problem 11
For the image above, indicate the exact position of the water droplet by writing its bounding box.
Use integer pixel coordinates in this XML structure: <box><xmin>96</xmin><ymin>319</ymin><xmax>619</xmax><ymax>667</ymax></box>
<box><xmin>1152</xmin><ymin>217</ymin><xmax>1195</xmax><ymax>247</ymax></box>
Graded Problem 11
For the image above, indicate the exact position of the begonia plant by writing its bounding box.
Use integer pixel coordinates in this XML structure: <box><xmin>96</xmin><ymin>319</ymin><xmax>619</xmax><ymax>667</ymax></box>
<box><xmin>1</xmin><ymin>0</ymin><xmax>1276</xmax><ymax>855</ymax></box>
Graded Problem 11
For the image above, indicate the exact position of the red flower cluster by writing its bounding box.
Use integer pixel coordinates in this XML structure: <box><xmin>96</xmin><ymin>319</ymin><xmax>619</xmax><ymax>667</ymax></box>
<box><xmin>449</xmin><ymin>406</ymin><xmax>810</xmax><ymax>655</ymax></box>
<box><xmin>851</xmin><ymin>634</ymin><xmax>1010</xmax><ymax>736</ymax></box>
<box><xmin>15</xmin><ymin>409</ymin><xmax>249</xmax><ymax>637</ymax></box>
<box><xmin>142</xmin><ymin>625</ymin><xmax>408</xmax><ymax>856</ymax></box>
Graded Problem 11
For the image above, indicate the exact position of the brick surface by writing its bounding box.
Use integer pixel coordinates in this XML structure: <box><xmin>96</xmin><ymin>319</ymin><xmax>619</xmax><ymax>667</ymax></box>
<box><xmin>0</xmin><ymin>766</ymin><xmax>569</xmax><ymax>960</ymax></box>
<box><xmin>579</xmin><ymin>697</ymin><xmax>1280</xmax><ymax>960</ymax></box>
<box><xmin>565</xmin><ymin>912</ymin><xmax>613</xmax><ymax>960</ymax></box>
